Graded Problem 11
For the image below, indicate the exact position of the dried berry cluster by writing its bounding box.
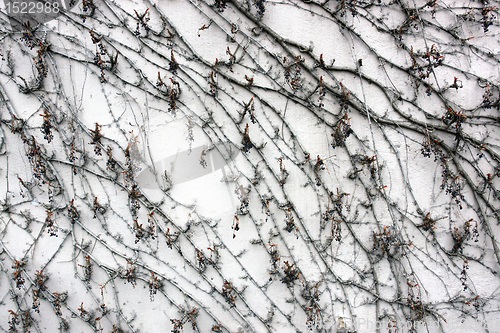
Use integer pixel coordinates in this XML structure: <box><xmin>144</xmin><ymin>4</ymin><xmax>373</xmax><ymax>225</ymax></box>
<box><xmin>460</xmin><ymin>259</ymin><xmax>469</xmax><ymax>291</ymax></box>
<box><xmin>452</xmin><ymin>219</ymin><xmax>479</xmax><ymax>253</ymax></box>
<box><xmin>8</xmin><ymin>310</ymin><xmax>19</xmax><ymax>331</ymax></box>
<box><xmin>268</xmin><ymin>244</ymin><xmax>280</xmax><ymax>277</ymax></box>
<box><xmin>442</xmin><ymin>107</ymin><xmax>467</xmax><ymax>139</ymax></box>
<box><xmin>284</xmin><ymin>206</ymin><xmax>296</xmax><ymax>233</ymax></box>
<box><xmin>314</xmin><ymin>155</ymin><xmax>325</xmax><ymax>186</ymax></box>
<box><xmin>221</xmin><ymin>280</ymin><xmax>236</xmax><ymax>307</ymax></box>
<box><xmin>481</xmin><ymin>83</ymin><xmax>498</xmax><ymax>109</ymax></box>
<box><xmin>34</xmin><ymin>270</ymin><xmax>47</xmax><ymax>291</ymax></box>
<box><xmin>281</xmin><ymin>261</ymin><xmax>300</xmax><ymax>287</ymax></box>
<box><xmin>33</xmin><ymin>42</ymin><xmax>49</xmax><ymax>85</ymax></box>
<box><xmin>338</xmin><ymin>82</ymin><xmax>350</xmax><ymax>111</ymax></box>
<box><xmin>407</xmin><ymin>280</ymin><xmax>424</xmax><ymax>322</ymax></box>
<box><xmin>89</xmin><ymin>123</ymin><xmax>102</xmax><ymax>155</ymax></box>
<box><xmin>420</xmin><ymin>134</ymin><xmax>466</xmax><ymax>208</ymax></box>
<box><xmin>278</xmin><ymin>158</ymin><xmax>289</xmax><ymax>185</ymax></box>
<box><xmin>78</xmin><ymin>255</ymin><xmax>93</xmax><ymax>281</ymax></box>
<box><xmin>40</xmin><ymin>109</ymin><xmax>53</xmax><ymax>143</ymax></box>
<box><xmin>235</xmin><ymin>184</ymin><xmax>249</xmax><ymax>215</ymax></box>
<box><xmin>440</xmin><ymin>161</ymin><xmax>464</xmax><ymax>209</ymax></box>
<box><xmin>360</xmin><ymin>154</ymin><xmax>377</xmax><ymax>180</ymax></box>
<box><xmin>93</xmin><ymin>50</ymin><xmax>106</xmax><ymax>83</ymax></box>
<box><xmin>409</xmin><ymin>44</ymin><xmax>443</xmax><ymax>86</ymax></box>
<box><xmin>302</xmin><ymin>282</ymin><xmax>322</xmax><ymax>330</ymax></box>
<box><xmin>317</xmin><ymin>76</ymin><xmax>326</xmax><ymax>108</ymax></box>
<box><xmin>199</xmin><ymin>149</ymin><xmax>208</xmax><ymax>168</ymax></box>
<box><xmin>67</xmin><ymin>199</ymin><xmax>79</xmax><ymax>224</ymax></box>
<box><xmin>31</xmin><ymin>289</ymin><xmax>40</xmax><ymax>314</ymax></box>
<box><xmin>31</xmin><ymin>270</ymin><xmax>46</xmax><ymax>313</ymax></box>
<box><xmin>164</xmin><ymin>228</ymin><xmax>178</xmax><ymax>249</ymax></box>
<box><xmin>81</xmin><ymin>0</ymin><xmax>96</xmax><ymax>21</ymax></box>
<box><xmin>241</xmin><ymin>123</ymin><xmax>253</xmax><ymax>153</ymax></box>
<box><xmin>52</xmin><ymin>292</ymin><xmax>65</xmax><ymax>317</ymax></box>
<box><xmin>253</xmin><ymin>0</ymin><xmax>265</xmax><ymax>16</ymax></box>
<box><xmin>45</xmin><ymin>209</ymin><xmax>57</xmax><ymax>237</ymax></box>
<box><xmin>147</xmin><ymin>211</ymin><xmax>156</xmax><ymax>239</ymax></box>
<box><xmin>420</xmin><ymin>130</ymin><xmax>438</xmax><ymax>158</ymax></box>
<box><xmin>421</xmin><ymin>212</ymin><xmax>437</xmax><ymax>231</ymax></box>
<box><xmin>331</xmin><ymin>113</ymin><xmax>352</xmax><ymax>149</ymax></box>
<box><xmin>149</xmin><ymin>271</ymin><xmax>161</xmax><ymax>301</ymax></box>
<box><xmin>321</xmin><ymin>207</ymin><xmax>335</xmax><ymax>227</ymax></box>
<box><xmin>339</xmin><ymin>0</ymin><xmax>358</xmax><ymax>17</ymax></box>
<box><xmin>24</xmin><ymin>135</ymin><xmax>46</xmax><ymax>181</ymax></box>
<box><xmin>170</xmin><ymin>318</ymin><xmax>183</xmax><ymax>333</ymax></box>
<box><xmin>90</xmin><ymin>30</ymin><xmax>118</xmax><ymax>82</ymax></box>
<box><xmin>331</xmin><ymin>218</ymin><xmax>342</xmax><ymax>242</ymax></box>
<box><xmin>125</xmin><ymin>260</ymin><xmax>137</xmax><ymax>287</ymax></box>
<box><xmin>169</xmin><ymin>50</ymin><xmax>178</xmax><ymax>76</ymax></box>
<box><xmin>92</xmin><ymin>197</ymin><xmax>105</xmax><ymax>219</ymax></box>
<box><xmin>77</xmin><ymin>302</ymin><xmax>92</xmax><ymax>322</ymax></box>
<box><xmin>124</xmin><ymin>144</ymin><xmax>142</xmax><ymax>218</ymax></box>
<box><xmin>283</xmin><ymin>55</ymin><xmax>304</xmax><ymax>91</ymax></box>
<box><xmin>134</xmin><ymin>219</ymin><xmax>145</xmax><ymax>243</ymax></box>
<box><xmin>134</xmin><ymin>8</ymin><xmax>151</xmax><ymax>36</ymax></box>
<box><xmin>480</xmin><ymin>6</ymin><xmax>496</xmax><ymax>33</ymax></box>
<box><xmin>231</xmin><ymin>215</ymin><xmax>240</xmax><ymax>239</ymax></box>
<box><xmin>425</xmin><ymin>0</ymin><xmax>437</xmax><ymax>18</ymax></box>
<box><xmin>9</xmin><ymin>115</ymin><xmax>25</xmax><ymax>134</ymax></box>
<box><xmin>226</xmin><ymin>46</ymin><xmax>235</xmax><ymax>72</ymax></box>
<box><xmin>240</xmin><ymin>96</ymin><xmax>256</xmax><ymax>124</ymax></box>
<box><xmin>167</xmin><ymin>78</ymin><xmax>181</xmax><ymax>116</ymax></box>
<box><xmin>68</xmin><ymin>142</ymin><xmax>78</xmax><ymax>174</ymax></box>
<box><xmin>12</xmin><ymin>259</ymin><xmax>26</xmax><ymax>290</ymax></box>
<box><xmin>196</xmin><ymin>248</ymin><xmax>208</xmax><ymax>271</ymax></box>
<box><xmin>21</xmin><ymin>22</ymin><xmax>37</xmax><ymax>49</ymax></box>
<box><xmin>321</xmin><ymin>190</ymin><xmax>348</xmax><ymax>242</ymax></box>
<box><xmin>215</xmin><ymin>0</ymin><xmax>227</xmax><ymax>12</ymax></box>
<box><xmin>372</xmin><ymin>226</ymin><xmax>401</xmax><ymax>256</ymax></box>
<box><xmin>170</xmin><ymin>308</ymin><xmax>198</xmax><ymax>333</ymax></box>
<box><xmin>244</xmin><ymin>74</ymin><xmax>254</xmax><ymax>87</ymax></box>
<box><xmin>208</xmin><ymin>70</ymin><xmax>217</xmax><ymax>95</ymax></box>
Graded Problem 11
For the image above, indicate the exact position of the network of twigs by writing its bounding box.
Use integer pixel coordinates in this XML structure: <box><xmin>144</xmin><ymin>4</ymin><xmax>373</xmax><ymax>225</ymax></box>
<box><xmin>0</xmin><ymin>0</ymin><xmax>499</xmax><ymax>332</ymax></box>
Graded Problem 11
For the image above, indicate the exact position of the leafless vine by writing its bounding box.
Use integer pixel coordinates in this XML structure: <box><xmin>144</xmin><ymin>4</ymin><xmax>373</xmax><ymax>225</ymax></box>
<box><xmin>0</xmin><ymin>0</ymin><xmax>499</xmax><ymax>332</ymax></box>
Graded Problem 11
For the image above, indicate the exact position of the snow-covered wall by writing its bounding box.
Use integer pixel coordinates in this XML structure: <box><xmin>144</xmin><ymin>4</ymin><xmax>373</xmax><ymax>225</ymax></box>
<box><xmin>0</xmin><ymin>0</ymin><xmax>499</xmax><ymax>332</ymax></box>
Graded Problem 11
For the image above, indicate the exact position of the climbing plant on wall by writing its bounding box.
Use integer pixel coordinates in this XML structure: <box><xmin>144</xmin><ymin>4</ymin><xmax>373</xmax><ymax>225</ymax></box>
<box><xmin>0</xmin><ymin>0</ymin><xmax>499</xmax><ymax>332</ymax></box>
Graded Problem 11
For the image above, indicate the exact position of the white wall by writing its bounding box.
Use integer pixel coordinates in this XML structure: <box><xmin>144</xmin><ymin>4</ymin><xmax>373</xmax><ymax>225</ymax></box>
<box><xmin>0</xmin><ymin>0</ymin><xmax>499</xmax><ymax>332</ymax></box>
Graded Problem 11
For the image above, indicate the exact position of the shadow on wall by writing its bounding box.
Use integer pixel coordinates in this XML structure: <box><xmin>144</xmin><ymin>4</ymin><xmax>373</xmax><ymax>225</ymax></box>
<box><xmin>135</xmin><ymin>142</ymin><xmax>241</xmax><ymax>190</ymax></box>
<box><xmin>4</xmin><ymin>0</ymin><xmax>79</xmax><ymax>32</ymax></box>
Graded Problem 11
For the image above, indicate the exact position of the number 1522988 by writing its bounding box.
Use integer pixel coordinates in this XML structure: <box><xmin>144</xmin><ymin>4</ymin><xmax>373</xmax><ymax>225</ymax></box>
<box><xmin>5</xmin><ymin>1</ymin><xmax>61</xmax><ymax>15</ymax></box>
